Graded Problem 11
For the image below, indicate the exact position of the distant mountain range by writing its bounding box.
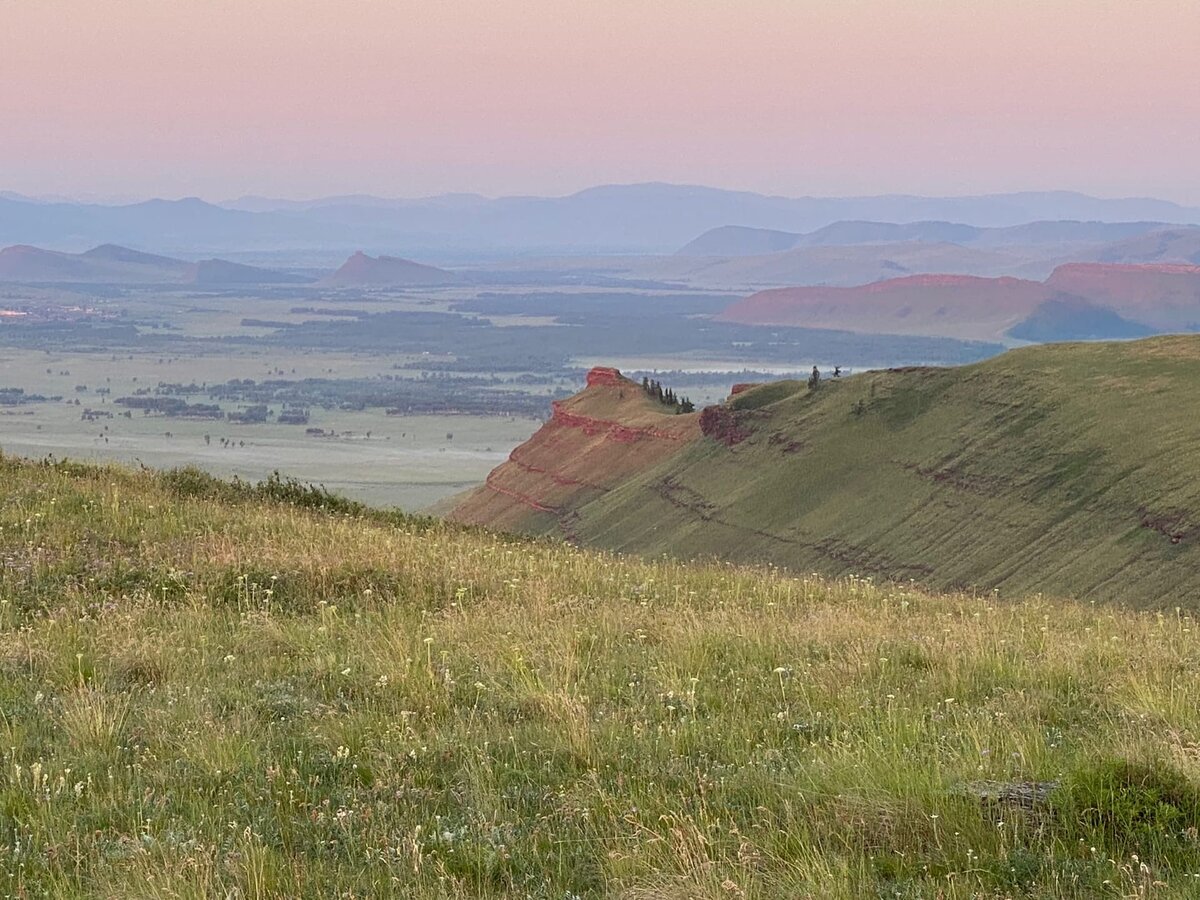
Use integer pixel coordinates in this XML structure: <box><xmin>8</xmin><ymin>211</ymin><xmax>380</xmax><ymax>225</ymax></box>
<box><xmin>0</xmin><ymin>243</ymin><xmax>311</xmax><ymax>285</ymax></box>
<box><xmin>513</xmin><ymin>221</ymin><xmax>1200</xmax><ymax>292</ymax></box>
<box><xmin>3</xmin><ymin>184</ymin><xmax>1200</xmax><ymax>257</ymax></box>
<box><xmin>676</xmin><ymin>220</ymin><xmax>1193</xmax><ymax>256</ymax></box>
<box><xmin>718</xmin><ymin>263</ymin><xmax>1200</xmax><ymax>341</ymax></box>
<box><xmin>0</xmin><ymin>243</ymin><xmax>467</xmax><ymax>288</ymax></box>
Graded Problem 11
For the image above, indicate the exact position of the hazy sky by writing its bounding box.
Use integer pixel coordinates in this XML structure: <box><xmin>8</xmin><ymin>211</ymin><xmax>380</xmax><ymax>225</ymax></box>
<box><xmin>2</xmin><ymin>0</ymin><xmax>1198</xmax><ymax>203</ymax></box>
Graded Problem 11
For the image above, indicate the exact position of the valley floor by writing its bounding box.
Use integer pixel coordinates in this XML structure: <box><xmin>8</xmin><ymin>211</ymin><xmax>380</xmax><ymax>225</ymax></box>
<box><xmin>1</xmin><ymin>454</ymin><xmax>1198</xmax><ymax>897</ymax></box>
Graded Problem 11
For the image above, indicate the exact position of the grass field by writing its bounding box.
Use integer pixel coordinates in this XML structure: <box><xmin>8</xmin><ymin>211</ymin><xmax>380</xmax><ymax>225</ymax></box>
<box><xmin>2</xmin><ymin>453</ymin><xmax>1200</xmax><ymax>897</ymax></box>
<box><xmin>0</xmin><ymin>344</ymin><xmax>542</xmax><ymax>511</ymax></box>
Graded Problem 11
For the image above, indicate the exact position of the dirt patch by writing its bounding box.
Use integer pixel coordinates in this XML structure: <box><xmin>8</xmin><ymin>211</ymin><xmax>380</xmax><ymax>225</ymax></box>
<box><xmin>902</xmin><ymin>462</ymin><xmax>1009</xmax><ymax>498</ymax></box>
<box><xmin>1138</xmin><ymin>506</ymin><xmax>1193</xmax><ymax>544</ymax></box>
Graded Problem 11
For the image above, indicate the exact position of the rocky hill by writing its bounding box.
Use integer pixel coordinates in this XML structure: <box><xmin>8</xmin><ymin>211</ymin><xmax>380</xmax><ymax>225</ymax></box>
<box><xmin>451</xmin><ymin>338</ymin><xmax>1200</xmax><ymax>605</ymax></box>
<box><xmin>449</xmin><ymin>367</ymin><xmax>701</xmax><ymax>538</ymax></box>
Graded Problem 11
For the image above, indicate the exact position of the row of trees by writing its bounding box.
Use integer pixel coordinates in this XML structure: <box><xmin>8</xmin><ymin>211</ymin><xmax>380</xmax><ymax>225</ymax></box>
<box><xmin>641</xmin><ymin>377</ymin><xmax>695</xmax><ymax>413</ymax></box>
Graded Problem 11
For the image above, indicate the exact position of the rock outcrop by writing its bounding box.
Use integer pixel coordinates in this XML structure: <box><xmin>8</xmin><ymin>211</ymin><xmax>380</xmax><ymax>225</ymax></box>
<box><xmin>448</xmin><ymin>367</ymin><xmax>701</xmax><ymax>539</ymax></box>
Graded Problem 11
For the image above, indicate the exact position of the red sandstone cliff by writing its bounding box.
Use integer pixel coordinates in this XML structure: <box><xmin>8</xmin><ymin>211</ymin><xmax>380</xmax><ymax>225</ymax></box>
<box><xmin>448</xmin><ymin>367</ymin><xmax>701</xmax><ymax>539</ymax></box>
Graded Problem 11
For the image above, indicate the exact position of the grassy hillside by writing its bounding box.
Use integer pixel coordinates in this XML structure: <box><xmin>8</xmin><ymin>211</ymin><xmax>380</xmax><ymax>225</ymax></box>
<box><xmin>459</xmin><ymin>337</ymin><xmax>1200</xmax><ymax>607</ymax></box>
<box><xmin>4</xmin><ymin>454</ymin><xmax>1200</xmax><ymax>896</ymax></box>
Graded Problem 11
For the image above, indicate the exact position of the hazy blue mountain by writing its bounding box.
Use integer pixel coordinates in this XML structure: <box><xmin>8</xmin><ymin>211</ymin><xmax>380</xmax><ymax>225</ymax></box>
<box><xmin>0</xmin><ymin>196</ymin><xmax>343</xmax><ymax>253</ymax></box>
<box><xmin>3</xmin><ymin>183</ymin><xmax>1200</xmax><ymax>256</ymax></box>
<box><xmin>678</xmin><ymin>219</ymin><xmax>1192</xmax><ymax>257</ymax></box>
<box><xmin>0</xmin><ymin>242</ymin><xmax>311</xmax><ymax>284</ymax></box>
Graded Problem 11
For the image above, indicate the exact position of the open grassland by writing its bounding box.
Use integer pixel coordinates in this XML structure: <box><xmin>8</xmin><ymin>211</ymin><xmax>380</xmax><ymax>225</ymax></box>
<box><xmin>2</xmin><ymin>455</ymin><xmax>1200</xmax><ymax>897</ymax></box>
<box><xmin>0</xmin><ymin>345</ymin><xmax>541</xmax><ymax>511</ymax></box>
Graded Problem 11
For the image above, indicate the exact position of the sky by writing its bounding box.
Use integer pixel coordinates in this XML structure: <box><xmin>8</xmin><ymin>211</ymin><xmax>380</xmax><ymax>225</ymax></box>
<box><xmin>1</xmin><ymin>0</ymin><xmax>1198</xmax><ymax>203</ymax></box>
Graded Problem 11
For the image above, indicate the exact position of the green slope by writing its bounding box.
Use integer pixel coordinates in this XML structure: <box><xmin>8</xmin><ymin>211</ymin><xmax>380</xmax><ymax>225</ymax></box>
<box><xmin>568</xmin><ymin>335</ymin><xmax>1200</xmax><ymax>606</ymax></box>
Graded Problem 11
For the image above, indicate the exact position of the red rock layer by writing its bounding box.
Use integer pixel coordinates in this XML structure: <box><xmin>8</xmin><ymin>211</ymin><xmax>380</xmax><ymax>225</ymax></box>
<box><xmin>449</xmin><ymin>368</ymin><xmax>701</xmax><ymax>538</ymax></box>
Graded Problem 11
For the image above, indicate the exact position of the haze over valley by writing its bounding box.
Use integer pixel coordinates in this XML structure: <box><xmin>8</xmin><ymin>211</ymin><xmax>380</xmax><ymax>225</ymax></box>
<box><xmin>4</xmin><ymin>183</ymin><xmax>1200</xmax><ymax>508</ymax></box>
<box><xmin>5</xmin><ymin>1</ymin><xmax>1200</xmax><ymax>895</ymax></box>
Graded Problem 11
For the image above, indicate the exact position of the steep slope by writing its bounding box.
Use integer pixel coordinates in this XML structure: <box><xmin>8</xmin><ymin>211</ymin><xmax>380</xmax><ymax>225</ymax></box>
<box><xmin>454</xmin><ymin>336</ymin><xmax>1200</xmax><ymax>605</ymax></box>
<box><xmin>450</xmin><ymin>367</ymin><xmax>701</xmax><ymax>538</ymax></box>
<box><xmin>323</xmin><ymin>250</ymin><xmax>458</xmax><ymax>286</ymax></box>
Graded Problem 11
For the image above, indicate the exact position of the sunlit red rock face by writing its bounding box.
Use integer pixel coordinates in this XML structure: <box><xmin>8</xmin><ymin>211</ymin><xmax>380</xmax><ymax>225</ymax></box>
<box><xmin>717</xmin><ymin>274</ymin><xmax>1054</xmax><ymax>340</ymax></box>
<box><xmin>448</xmin><ymin>368</ymin><xmax>701</xmax><ymax>539</ymax></box>
<box><xmin>585</xmin><ymin>366</ymin><xmax>624</xmax><ymax>387</ymax></box>
<box><xmin>1045</xmin><ymin>263</ymin><xmax>1200</xmax><ymax>331</ymax></box>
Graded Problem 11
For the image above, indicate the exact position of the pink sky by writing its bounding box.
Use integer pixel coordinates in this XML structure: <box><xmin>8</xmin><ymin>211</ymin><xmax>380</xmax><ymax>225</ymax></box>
<box><xmin>2</xmin><ymin>0</ymin><xmax>1198</xmax><ymax>202</ymax></box>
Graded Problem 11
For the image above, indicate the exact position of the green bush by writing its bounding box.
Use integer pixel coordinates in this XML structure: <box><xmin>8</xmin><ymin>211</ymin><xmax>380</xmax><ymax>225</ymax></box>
<box><xmin>1054</xmin><ymin>757</ymin><xmax>1200</xmax><ymax>851</ymax></box>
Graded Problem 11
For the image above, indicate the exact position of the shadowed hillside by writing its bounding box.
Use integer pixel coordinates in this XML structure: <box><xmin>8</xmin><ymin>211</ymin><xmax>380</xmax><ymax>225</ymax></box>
<box><xmin>1046</xmin><ymin>263</ymin><xmax>1200</xmax><ymax>332</ymax></box>
<box><xmin>452</xmin><ymin>338</ymin><xmax>1200</xmax><ymax>606</ymax></box>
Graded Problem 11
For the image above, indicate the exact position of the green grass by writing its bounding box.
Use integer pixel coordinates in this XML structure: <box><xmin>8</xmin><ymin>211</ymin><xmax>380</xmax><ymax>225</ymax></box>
<box><xmin>3</xmin><ymin>454</ymin><xmax>1200</xmax><ymax>896</ymax></box>
<box><xmin>566</xmin><ymin>336</ymin><xmax>1200</xmax><ymax>606</ymax></box>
